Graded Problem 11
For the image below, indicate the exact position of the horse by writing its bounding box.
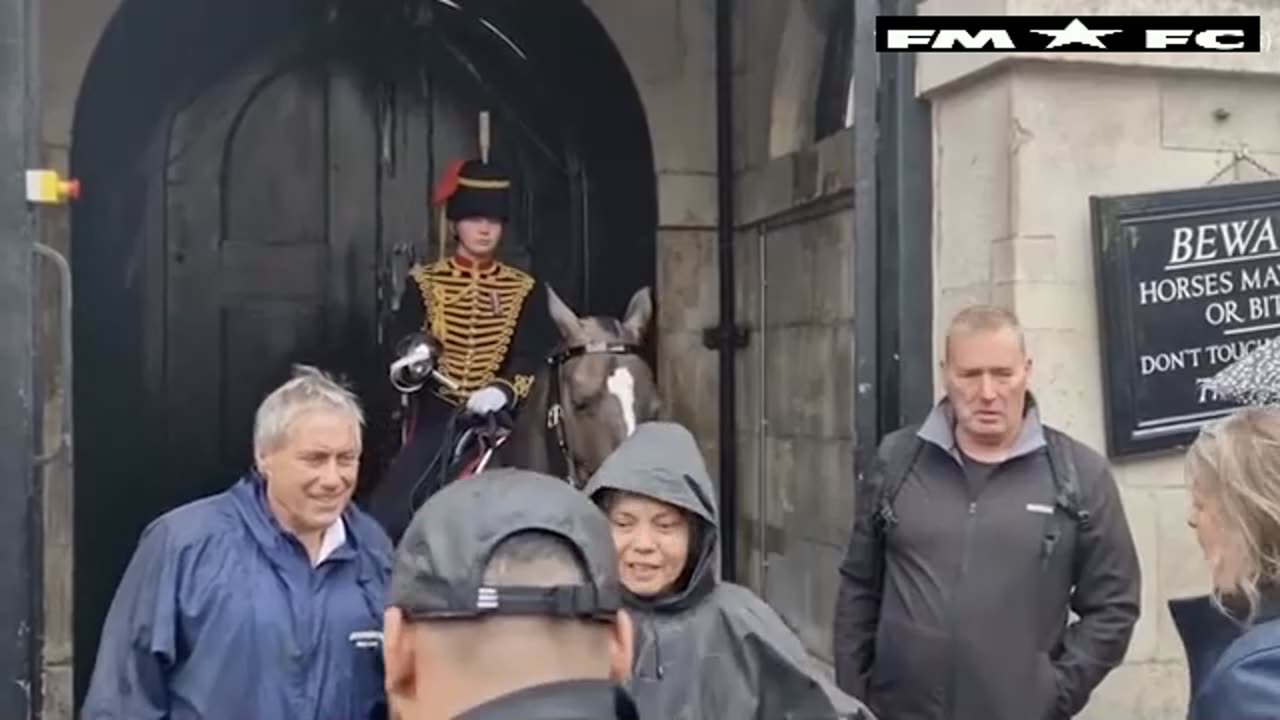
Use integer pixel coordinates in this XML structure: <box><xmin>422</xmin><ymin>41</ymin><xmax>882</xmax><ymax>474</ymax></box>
<box><xmin>376</xmin><ymin>285</ymin><xmax>661</xmax><ymax>515</ymax></box>
<box><xmin>495</xmin><ymin>285</ymin><xmax>662</xmax><ymax>487</ymax></box>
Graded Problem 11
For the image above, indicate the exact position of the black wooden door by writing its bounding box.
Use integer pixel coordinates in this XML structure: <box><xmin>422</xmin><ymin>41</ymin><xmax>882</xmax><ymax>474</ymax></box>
<box><xmin>150</xmin><ymin>61</ymin><xmax>376</xmax><ymax>501</ymax></box>
<box><xmin>75</xmin><ymin>47</ymin><xmax>576</xmax><ymax>701</ymax></box>
<box><xmin>147</xmin><ymin>54</ymin><xmax>564</xmax><ymax>501</ymax></box>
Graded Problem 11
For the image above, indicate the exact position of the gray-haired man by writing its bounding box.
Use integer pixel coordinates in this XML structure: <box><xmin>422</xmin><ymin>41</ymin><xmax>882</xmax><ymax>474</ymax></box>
<box><xmin>82</xmin><ymin>365</ymin><xmax>393</xmax><ymax>719</ymax></box>
<box><xmin>381</xmin><ymin>468</ymin><xmax>637</xmax><ymax>720</ymax></box>
<box><xmin>834</xmin><ymin>305</ymin><xmax>1141</xmax><ymax>720</ymax></box>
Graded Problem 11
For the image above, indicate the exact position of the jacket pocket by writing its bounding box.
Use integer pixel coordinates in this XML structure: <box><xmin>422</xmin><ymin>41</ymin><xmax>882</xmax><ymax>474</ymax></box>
<box><xmin>347</xmin><ymin>642</ymin><xmax>387</xmax><ymax>720</ymax></box>
<box><xmin>868</xmin><ymin>615</ymin><xmax>949</xmax><ymax>716</ymax></box>
<box><xmin>1036</xmin><ymin>652</ymin><xmax>1063</xmax><ymax>720</ymax></box>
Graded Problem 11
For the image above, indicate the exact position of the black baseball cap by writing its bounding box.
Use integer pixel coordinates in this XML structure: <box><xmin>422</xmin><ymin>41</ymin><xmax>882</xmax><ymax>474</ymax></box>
<box><xmin>387</xmin><ymin>468</ymin><xmax>622</xmax><ymax>621</ymax></box>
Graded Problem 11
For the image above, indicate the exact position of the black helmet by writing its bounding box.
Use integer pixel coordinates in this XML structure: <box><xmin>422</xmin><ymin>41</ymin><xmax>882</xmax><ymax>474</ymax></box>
<box><xmin>436</xmin><ymin>158</ymin><xmax>511</xmax><ymax>223</ymax></box>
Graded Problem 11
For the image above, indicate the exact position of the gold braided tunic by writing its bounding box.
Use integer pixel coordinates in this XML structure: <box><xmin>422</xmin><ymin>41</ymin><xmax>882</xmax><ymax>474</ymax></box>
<box><xmin>374</xmin><ymin>254</ymin><xmax>557</xmax><ymax>543</ymax></box>
<box><xmin>407</xmin><ymin>257</ymin><xmax>542</xmax><ymax>406</ymax></box>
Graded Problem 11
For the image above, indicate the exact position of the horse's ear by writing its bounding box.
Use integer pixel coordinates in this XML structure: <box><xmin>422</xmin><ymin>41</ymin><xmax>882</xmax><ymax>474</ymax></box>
<box><xmin>545</xmin><ymin>284</ymin><xmax>584</xmax><ymax>342</ymax></box>
<box><xmin>622</xmin><ymin>286</ymin><xmax>654</xmax><ymax>341</ymax></box>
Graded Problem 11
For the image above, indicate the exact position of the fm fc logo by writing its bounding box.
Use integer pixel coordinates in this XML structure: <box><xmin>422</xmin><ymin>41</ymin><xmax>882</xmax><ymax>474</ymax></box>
<box><xmin>876</xmin><ymin>15</ymin><xmax>1263</xmax><ymax>53</ymax></box>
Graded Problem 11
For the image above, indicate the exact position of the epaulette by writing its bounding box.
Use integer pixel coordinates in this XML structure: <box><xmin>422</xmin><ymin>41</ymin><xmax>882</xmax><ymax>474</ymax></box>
<box><xmin>410</xmin><ymin>259</ymin><xmax>452</xmax><ymax>281</ymax></box>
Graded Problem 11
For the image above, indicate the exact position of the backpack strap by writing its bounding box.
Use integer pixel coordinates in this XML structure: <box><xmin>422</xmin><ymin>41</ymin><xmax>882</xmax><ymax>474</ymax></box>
<box><xmin>865</xmin><ymin>427</ymin><xmax>1088</xmax><ymax>595</ymax></box>
<box><xmin>866</xmin><ymin>430</ymin><xmax>924</xmax><ymax>595</ymax></box>
<box><xmin>875</xmin><ymin>433</ymin><xmax>923</xmax><ymax>534</ymax></box>
<box><xmin>1044</xmin><ymin>427</ymin><xmax>1091</xmax><ymax>528</ymax></box>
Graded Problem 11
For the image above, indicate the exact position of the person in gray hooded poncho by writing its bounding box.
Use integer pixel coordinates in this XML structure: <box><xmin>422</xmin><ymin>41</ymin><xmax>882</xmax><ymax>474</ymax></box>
<box><xmin>584</xmin><ymin>421</ymin><xmax>875</xmax><ymax>720</ymax></box>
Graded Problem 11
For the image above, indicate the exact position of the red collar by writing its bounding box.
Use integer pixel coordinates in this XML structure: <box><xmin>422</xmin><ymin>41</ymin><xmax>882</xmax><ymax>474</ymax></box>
<box><xmin>451</xmin><ymin>254</ymin><xmax>496</xmax><ymax>273</ymax></box>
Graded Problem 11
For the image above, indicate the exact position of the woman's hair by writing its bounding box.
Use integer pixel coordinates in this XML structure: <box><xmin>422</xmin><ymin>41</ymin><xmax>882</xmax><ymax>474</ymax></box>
<box><xmin>253</xmin><ymin>364</ymin><xmax>364</xmax><ymax>457</ymax></box>
<box><xmin>1186</xmin><ymin>407</ymin><xmax>1280</xmax><ymax>621</ymax></box>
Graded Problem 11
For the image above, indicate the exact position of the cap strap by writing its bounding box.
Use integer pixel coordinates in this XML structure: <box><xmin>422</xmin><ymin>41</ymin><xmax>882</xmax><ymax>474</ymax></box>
<box><xmin>473</xmin><ymin>583</ymin><xmax>620</xmax><ymax>619</ymax></box>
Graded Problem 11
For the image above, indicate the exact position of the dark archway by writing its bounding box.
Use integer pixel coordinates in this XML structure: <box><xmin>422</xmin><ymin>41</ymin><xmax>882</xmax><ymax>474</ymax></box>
<box><xmin>69</xmin><ymin>0</ymin><xmax>656</xmax><ymax>704</ymax></box>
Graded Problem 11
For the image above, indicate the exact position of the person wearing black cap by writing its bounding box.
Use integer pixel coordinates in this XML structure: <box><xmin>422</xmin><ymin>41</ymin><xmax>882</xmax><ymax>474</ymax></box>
<box><xmin>371</xmin><ymin>158</ymin><xmax>560</xmax><ymax>543</ymax></box>
<box><xmin>381</xmin><ymin>468</ymin><xmax>638</xmax><ymax>720</ymax></box>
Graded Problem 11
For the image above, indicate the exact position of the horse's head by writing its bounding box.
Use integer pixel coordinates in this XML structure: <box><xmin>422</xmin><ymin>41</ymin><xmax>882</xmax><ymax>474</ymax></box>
<box><xmin>544</xmin><ymin>286</ymin><xmax>661</xmax><ymax>485</ymax></box>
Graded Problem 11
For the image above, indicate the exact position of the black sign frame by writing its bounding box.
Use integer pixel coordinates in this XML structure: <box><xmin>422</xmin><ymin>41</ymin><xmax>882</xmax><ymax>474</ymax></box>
<box><xmin>1092</xmin><ymin>178</ymin><xmax>1280</xmax><ymax>458</ymax></box>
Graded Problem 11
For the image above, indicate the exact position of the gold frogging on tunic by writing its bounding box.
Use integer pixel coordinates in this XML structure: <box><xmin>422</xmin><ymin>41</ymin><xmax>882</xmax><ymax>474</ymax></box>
<box><xmin>410</xmin><ymin>258</ymin><xmax>535</xmax><ymax>405</ymax></box>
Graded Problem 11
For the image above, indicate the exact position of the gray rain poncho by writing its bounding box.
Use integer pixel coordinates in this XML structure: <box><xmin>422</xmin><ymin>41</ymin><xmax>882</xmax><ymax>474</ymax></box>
<box><xmin>584</xmin><ymin>422</ymin><xmax>874</xmax><ymax>720</ymax></box>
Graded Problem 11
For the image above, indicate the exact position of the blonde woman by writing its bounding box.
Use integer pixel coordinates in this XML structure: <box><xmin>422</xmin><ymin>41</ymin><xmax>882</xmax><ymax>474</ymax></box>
<box><xmin>1179</xmin><ymin>407</ymin><xmax>1280</xmax><ymax>719</ymax></box>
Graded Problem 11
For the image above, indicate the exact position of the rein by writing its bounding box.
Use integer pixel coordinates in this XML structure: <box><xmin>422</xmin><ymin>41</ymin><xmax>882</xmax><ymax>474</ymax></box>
<box><xmin>544</xmin><ymin>341</ymin><xmax>644</xmax><ymax>488</ymax></box>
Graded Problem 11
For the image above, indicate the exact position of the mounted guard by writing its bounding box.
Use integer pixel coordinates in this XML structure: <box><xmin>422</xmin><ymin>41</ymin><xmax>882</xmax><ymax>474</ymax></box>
<box><xmin>369</xmin><ymin>146</ymin><xmax>559</xmax><ymax>544</ymax></box>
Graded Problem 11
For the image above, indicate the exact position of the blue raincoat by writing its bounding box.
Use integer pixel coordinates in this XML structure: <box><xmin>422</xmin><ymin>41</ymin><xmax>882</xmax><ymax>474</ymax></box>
<box><xmin>81</xmin><ymin>473</ymin><xmax>392</xmax><ymax>719</ymax></box>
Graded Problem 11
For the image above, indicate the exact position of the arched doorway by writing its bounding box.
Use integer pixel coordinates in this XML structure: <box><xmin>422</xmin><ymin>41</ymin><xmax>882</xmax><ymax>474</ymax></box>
<box><xmin>69</xmin><ymin>0</ymin><xmax>656</xmax><ymax>702</ymax></box>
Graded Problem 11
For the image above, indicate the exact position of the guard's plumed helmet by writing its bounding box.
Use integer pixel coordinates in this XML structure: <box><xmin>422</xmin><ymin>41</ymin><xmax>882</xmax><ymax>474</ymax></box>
<box><xmin>434</xmin><ymin>158</ymin><xmax>511</xmax><ymax>223</ymax></box>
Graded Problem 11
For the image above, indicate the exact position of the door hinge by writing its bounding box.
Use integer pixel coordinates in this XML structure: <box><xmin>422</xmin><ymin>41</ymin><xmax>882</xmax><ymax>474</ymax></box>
<box><xmin>701</xmin><ymin>324</ymin><xmax>750</xmax><ymax>351</ymax></box>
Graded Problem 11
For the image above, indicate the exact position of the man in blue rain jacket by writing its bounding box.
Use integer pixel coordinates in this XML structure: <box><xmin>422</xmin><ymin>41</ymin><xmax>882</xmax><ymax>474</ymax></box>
<box><xmin>81</xmin><ymin>365</ymin><xmax>393</xmax><ymax>719</ymax></box>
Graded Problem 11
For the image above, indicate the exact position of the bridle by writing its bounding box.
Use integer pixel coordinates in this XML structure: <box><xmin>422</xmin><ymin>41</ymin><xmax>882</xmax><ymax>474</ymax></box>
<box><xmin>544</xmin><ymin>340</ymin><xmax>645</xmax><ymax>488</ymax></box>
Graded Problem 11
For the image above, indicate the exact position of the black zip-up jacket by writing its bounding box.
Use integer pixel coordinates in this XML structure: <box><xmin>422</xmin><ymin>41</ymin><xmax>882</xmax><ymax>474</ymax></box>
<box><xmin>457</xmin><ymin>679</ymin><xmax>639</xmax><ymax>720</ymax></box>
<box><xmin>833</xmin><ymin>399</ymin><xmax>1141</xmax><ymax>720</ymax></box>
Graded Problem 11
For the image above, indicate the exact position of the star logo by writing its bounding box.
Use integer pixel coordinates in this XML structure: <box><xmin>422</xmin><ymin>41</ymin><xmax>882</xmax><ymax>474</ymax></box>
<box><xmin>1030</xmin><ymin>18</ymin><xmax>1123</xmax><ymax>49</ymax></box>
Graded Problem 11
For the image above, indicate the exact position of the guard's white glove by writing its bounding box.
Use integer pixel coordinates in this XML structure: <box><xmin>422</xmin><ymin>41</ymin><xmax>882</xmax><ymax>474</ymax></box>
<box><xmin>466</xmin><ymin>385</ymin><xmax>508</xmax><ymax>415</ymax></box>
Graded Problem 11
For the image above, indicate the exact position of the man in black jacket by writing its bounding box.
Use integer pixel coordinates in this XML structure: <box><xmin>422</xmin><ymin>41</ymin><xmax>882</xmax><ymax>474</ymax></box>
<box><xmin>381</xmin><ymin>468</ymin><xmax>637</xmax><ymax>720</ymax></box>
<box><xmin>833</xmin><ymin>304</ymin><xmax>1141</xmax><ymax>720</ymax></box>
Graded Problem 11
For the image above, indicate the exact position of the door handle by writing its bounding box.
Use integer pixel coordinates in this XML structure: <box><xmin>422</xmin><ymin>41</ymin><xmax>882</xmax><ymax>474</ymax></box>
<box><xmin>377</xmin><ymin>242</ymin><xmax>414</xmax><ymax>347</ymax></box>
<box><xmin>33</xmin><ymin>242</ymin><xmax>72</xmax><ymax>466</ymax></box>
<box><xmin>388</xmin><ymin>242</ymin><xmax>412</xmax><ymax>313</ymax></box>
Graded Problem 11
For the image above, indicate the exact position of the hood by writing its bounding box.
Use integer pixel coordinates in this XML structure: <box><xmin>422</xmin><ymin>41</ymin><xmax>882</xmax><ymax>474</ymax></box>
<box><xmin>584</xmin><ymin>422</ymin><xmax>719</xmax><ymax>612</ymax></box>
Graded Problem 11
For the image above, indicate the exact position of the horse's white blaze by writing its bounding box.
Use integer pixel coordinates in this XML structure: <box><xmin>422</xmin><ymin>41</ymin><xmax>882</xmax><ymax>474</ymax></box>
<box><xmin>606</xmin><ymin>366</ymin><xmax>638</xmax><ymax>437</ymax></box>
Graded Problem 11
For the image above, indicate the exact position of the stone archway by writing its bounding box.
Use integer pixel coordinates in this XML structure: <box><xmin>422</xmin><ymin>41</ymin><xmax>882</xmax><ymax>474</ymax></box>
<box><xmin>56</xmin><ymin>0</ymin><xmax>667</xmax><ymax>708</ymax></box>
<box><xmin>45</xmin><ymin>0</ymin><xmax>706</xmax><ymax>213</ymax></box>
<box><xmin>767</xmin><ymin>0</ymin><xmax>838</xmax><ymax>159</ymax></box>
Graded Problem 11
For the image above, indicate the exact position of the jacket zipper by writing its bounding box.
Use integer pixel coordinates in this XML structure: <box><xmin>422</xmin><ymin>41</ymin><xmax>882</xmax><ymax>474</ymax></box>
<box><xmin>653</xmin><ymin>621</ymin><xmax>665</xmax><ymax>679</ymax></box>
<box><xmin>944</xmin><ymin>499</ymin><xmax>979</xmax><ymax>717</ymax></box>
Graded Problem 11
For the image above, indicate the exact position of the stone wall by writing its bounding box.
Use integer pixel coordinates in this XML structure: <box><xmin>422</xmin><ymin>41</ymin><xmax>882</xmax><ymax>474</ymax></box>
<box><xmin>588</xmin><ymin>0</ymin><xmax>724</xmax><ymax>480</ymax></box>
<box><xmin>733</xmin><ymin>129</ymin><xmax>855</xmax><ymax>661</ymax></box>
<box><xmin>922</xmin><ymin>1</ymin><xmax>1280</xmax><ymax>715</ymax></box>
<box><xmin>34</xmin><ymin>0</ymin><xmax>106</xmax><ymax>711</ymax></box>
<box><xmin>634</xmin><ymin>2</ymin><xmax>859</xmax><ymax>646</ymax></box>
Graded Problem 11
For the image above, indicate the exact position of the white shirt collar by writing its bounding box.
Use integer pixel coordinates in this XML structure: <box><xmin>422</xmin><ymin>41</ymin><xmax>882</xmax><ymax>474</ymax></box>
<box><xmin>315</xmin><ymin>516</ymin><xmax>347</xmax><ymax>566</ymax></box>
